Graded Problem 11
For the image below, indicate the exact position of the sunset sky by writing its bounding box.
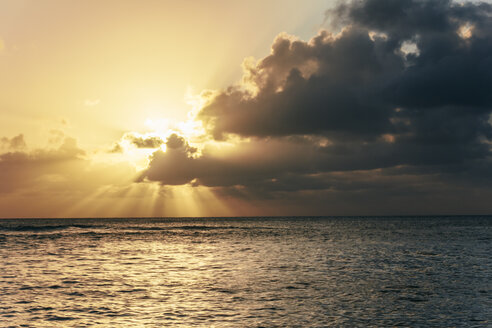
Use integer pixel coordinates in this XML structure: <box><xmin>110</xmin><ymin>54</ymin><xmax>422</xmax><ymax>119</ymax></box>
<box><xmin>1</xmin><ymin>0</ymin><xmax>492</xmax><ymax>217</ymax></box>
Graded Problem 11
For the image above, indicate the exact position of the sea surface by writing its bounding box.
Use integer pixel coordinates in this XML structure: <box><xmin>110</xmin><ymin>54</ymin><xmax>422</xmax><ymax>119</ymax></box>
<box><xmin>0</xmin><ymin>216</ymin><xmax>491</xmax><ymax>327</ymax></box>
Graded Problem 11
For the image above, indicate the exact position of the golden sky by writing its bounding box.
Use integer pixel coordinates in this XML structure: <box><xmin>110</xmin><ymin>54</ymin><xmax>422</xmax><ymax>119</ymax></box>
<box><xmin>0</xmin><ymin>0</ymin><xmax>330</xmax><ymax>217</ymax></box>
<box><xmin>1</xmin><ymin>0</ymin><xmax>492</xmax><ymax>217</ymax></box>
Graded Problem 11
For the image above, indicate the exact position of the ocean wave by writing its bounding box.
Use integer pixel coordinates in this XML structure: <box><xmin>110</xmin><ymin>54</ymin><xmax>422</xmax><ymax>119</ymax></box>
<box><xmin>0</xmin><ymin>224</ymin><xmax>101</xmax><ymax>232</ymax></box>
<box><xmin>0</xmin><ymin>224</ymin><xmax>274</xmax><ymax>233</ymax></box>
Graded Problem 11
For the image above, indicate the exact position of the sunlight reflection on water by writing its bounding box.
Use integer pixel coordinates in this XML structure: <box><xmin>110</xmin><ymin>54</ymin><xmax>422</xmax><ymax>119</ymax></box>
<box><xmin>1</xmin><ymin>217</ymin><xmax>491</xmax><ymax>327</ymax></box>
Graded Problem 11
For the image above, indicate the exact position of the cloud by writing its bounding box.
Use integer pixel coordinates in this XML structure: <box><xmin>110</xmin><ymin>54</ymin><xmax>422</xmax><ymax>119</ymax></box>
<box><xmin>199</xmin><ymin>0</ymin><xmax>492</xmax><ymax>141</ymax></box>
<box><xmin>138</xmin><ymin>0</ymin><xmax>492</xmax><ymax>214</ymax></box>
<box><xmin>0</xmin><ymin>131</ymin><xmax>143</xmax><ymax>217</ymax></box>
<box><xmin>138</xmin><ymin>134</ymin><xmax>200</xmax><ymax>185</ymax></box>
<box><xmin>0</xmin><ymin>135</ymin><xmax>86</xmax><ymax>193</ymax></box>
<box><xmin>193</xmin><ymin>0</ymin><xmax>492</xmax><ymax>166</ymax></box>
<box><xmin>109</xmin><ymin>142</ymin><xmax>124</xmax><ymax>153</ymax></box>
<box><xmin>140</xmin><ymin>133</ymin><xmax>492</xmax><ymax>189</ymax></box>
<box><xmin>108</xmin><ymin>133</ymin><xmax>166</xmax><ymax>153</ymax></box>
<box><xmin>1</xmin><ymin>134</ymin><xmax>27</xmax><ymax>150</ymax></box>
<box><xmin>125</xmin><ymin>134</ymin><xmax>164</xmax><ymax>149</ymax></box>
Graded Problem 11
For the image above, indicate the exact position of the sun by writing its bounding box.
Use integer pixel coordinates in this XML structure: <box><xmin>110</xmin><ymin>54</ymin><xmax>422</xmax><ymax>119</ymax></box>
<box><xmin>99</xmin><ymin>114</ymin><xmax>205</xmax><ymax>170</ymax></box>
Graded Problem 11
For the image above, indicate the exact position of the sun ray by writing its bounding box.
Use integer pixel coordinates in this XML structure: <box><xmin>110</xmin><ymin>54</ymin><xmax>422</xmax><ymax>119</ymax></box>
<box><xmin>61</xmin><ymin>185</ymin><xmax>114</xmax><ymax>218</ymax></box>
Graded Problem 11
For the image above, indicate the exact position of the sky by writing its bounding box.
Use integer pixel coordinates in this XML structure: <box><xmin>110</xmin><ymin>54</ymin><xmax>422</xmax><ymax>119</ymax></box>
<box><xmin>1</xmin><ymin>0</ymin><xmax>492</xmax><ymax>218</ymax></box>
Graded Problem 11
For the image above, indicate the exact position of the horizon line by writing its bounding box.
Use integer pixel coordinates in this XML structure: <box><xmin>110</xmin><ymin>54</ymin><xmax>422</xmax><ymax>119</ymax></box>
<box><xmin>1</xmin><ymin>214</ymin><xmax>492</xmax><ymax>220</ymax></box>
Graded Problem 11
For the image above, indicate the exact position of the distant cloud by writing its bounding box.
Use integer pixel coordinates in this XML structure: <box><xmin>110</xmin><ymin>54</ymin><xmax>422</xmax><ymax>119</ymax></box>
<box><xmin>48</xmin><ymin>129</ymin><xmax>66</xmax><ymax>145</ymax></box>
<box><xmin>1</xmin><ymin>134</ymin><xmax>26</xmax><ymax>150</ymax></box>
<box><xmin>0</xmin><ymin>130</ymin><xmax>142</xmax><ymax>217</ymax></box>
<box><xmin>109</xmin><ymin>142</ymin><xmax>124</xmax><ymax>153</ymax></box>
<box><xmin>0</xmin><ymin>135</ymin><xmax>85</xmax><ymax>193</ymax></box>
<box><xmin>109</xmin><ymin>132</ymin><xmax>167</xmax><ymax>154</ymax></box>
<box><xmin>126</xmin><ymin>134</ymin><xmax>164</xmax><ymax>149</ymax></box>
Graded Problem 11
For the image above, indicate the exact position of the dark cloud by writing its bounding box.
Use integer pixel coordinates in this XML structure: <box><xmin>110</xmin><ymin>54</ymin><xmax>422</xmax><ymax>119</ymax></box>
<box><xmin>140</xmin><ymin>0</ymin><xmax>492</xmax><ymax>213</ymax></box>
<box><xmin>198</xmin><ymin>0</ymin><xmax>492</xmax><ymax>144</ymax></box>
<box><xmin>198</xmin><ymin>28</ymin><xmax>400</xmax><ymax>140</ymax></box>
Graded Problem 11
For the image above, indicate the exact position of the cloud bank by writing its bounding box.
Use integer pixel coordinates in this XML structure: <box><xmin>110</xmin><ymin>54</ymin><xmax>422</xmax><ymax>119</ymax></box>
<box><xmin>138</xmin><ymin>0</ymin><xmax>492</xmax><ymax>214</ymax></box>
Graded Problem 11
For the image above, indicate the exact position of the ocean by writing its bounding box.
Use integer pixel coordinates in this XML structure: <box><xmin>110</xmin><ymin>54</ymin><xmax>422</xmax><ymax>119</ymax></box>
<box><xmin>1</xmin><ymin>216</ymin><xmax>491</xmax><ymax>327</ymax></box>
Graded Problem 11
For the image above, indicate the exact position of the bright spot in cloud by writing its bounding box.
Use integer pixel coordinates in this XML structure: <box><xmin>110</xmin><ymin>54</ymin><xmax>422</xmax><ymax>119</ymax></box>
<box><xmin>368</xmin><ymin>31</ymin><xmax>388</xmax><ymax>41</ymax></box>
<box><xmin>400</xmin><ymin>40</ymin><xmax>419</xmax><ymax>56</ymax></box>
<box><xmin>458</xmin><ymin>22</ymin><xmax>474</xmax><ymax>39</ymax></box>
<box><xmin>382</xmin><ymin>134</ymin><xmax>396</xmax><ymax>143</ymax></box>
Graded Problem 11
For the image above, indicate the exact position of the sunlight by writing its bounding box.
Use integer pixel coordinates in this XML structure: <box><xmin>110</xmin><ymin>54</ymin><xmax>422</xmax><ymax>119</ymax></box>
<box><xmin>458</xmin><ymin>22</ymin><xmax>474</xmax><ymax>39</ymax></box>
<box><xmin>153</xmin><ymin>184</ymin><xmax>233</xmax><ymax>217</ymax></box>
<box><xmin>63</xmin><ymin>181</ymin><xmax>234</xmax><ymax>218</ymax></box>
<box><xmin>62</xmin><ymin>185</ymin><xmax>115</xmax><ymax>218</ymax></box>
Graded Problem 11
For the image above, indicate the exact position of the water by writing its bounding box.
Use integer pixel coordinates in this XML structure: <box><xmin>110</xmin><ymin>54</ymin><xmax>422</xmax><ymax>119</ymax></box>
<box><xmin>1</xmin><ymin>216</ymin><xmax>491</xmax><ymax>327</ymax></box>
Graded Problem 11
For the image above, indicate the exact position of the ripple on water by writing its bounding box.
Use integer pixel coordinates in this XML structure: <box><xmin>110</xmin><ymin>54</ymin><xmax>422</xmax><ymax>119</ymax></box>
<box><xmin>1</xmin><ymin>216</ymin><xmax>491</xmax><ymax>327</ymax></box>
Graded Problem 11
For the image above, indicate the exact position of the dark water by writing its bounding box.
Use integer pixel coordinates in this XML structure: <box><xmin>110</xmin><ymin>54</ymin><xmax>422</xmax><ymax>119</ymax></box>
<box><xmin>1</xmin><ymin>216</ymin><xmax>491</xmax><ymax>327</ymax></box>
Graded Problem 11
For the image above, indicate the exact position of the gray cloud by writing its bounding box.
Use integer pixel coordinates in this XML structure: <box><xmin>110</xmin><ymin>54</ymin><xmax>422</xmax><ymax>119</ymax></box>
<box><xmin>198</xmin><ymin>0</ymin><xmax>492</xmax><ymax>147</ymax></box>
